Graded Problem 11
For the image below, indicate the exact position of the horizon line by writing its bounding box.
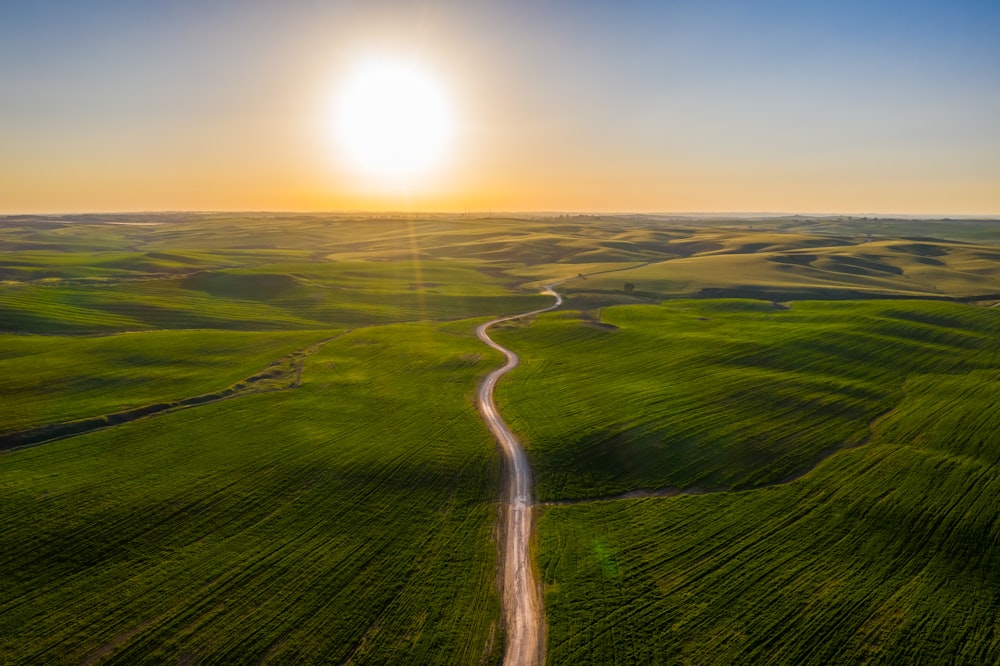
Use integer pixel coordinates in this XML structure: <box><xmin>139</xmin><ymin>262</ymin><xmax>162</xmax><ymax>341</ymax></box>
<box><xmin>3</xmin><ymin>210</ymin><xmax>1000</xmax><ymax>221</ymax></box>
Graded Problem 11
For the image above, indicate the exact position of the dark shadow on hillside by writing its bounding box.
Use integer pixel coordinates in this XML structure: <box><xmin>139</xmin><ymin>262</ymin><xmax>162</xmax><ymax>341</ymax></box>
<box><xmin>542</xmin><ymin>403</ymin><xmax>896</xmax><ymax>507</ymax></box>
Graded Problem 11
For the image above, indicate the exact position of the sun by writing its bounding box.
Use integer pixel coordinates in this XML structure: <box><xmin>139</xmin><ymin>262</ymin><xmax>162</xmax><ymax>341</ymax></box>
<box><xmin>335</xmin><ymin>58</ymin><xmax>454</xmax><ymax>180</ymax></box>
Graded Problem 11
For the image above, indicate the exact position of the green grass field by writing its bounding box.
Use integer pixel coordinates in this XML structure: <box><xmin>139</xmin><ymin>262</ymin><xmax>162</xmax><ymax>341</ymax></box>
<box><xmin>495</xmin><ymin>299</ymin><xmax>999</xmax><ymax>500</ymax></box>
<box><xmin>0</xmin><ymin>215</ymin><xmax>540</xmax><ymax>663</ymax></box>
<box><xmin>2</xmin><ymin>213</ymin><xmax>1000</xmax><ymax>664</ymax></box>
<box><xmin>0</xmin><ymin>330</ymin><xmax>328</xmax><ymax>434</ymax></box>
<box><xmin>573</xmin><ymin>236</ymin><xmax>1000</xmax><ymax>302</ymax></box>
<box><xmin>504</xmin><ymin>299</ymin><xmax>1000</xmax><ymax>663</ymax></box>
<box><xmin>0</xmin><ymin>322</ymin><xmax>505</xmax><ymax>664</ymax></box>
<box><xmin>538</xmin><ymin>364</ymin><xmax>1000</xmax><ymax>663</ymax></box>
<box><xmin>0</xmin><ymin>258</ymin><xmax>550</xmax><ymax>334</ymax></box>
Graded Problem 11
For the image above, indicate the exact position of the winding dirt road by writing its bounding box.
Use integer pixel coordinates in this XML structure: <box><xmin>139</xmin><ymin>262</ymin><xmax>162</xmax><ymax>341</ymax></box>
<box><xmin>476</xmin><ymin>283</ymin><xmax>564</xmax><ymax>666</ymax></box>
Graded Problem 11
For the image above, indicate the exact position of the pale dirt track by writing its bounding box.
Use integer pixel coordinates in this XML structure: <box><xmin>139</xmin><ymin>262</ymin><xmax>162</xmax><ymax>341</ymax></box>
<box><xmin>476</xmin><ymin>283</ymin><xmax>564</xmax><ymax>666</ymax></box>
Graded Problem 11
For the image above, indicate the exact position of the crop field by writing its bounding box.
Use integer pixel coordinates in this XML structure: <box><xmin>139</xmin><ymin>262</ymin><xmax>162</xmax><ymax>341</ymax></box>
<box><xmin>494</xmin><ymin>299</ymin><xmax>1000</xmax><ymax>500</ymax></box>
<box><xmin>3</xmin><ymin>213</ymin><xmax>1000</xmax><ymax>664</ymax></box>
<box><xmin>0</xmin><ymin>256</ymin><xmax>552</xmax><ymax>333</ymax></box>
<box><xmin>0</xmin><ymin>321</ymin><xmax>506</xmax><ymax>664</ymax></box>
<box><xmin>0</xmin><ymin>215</ymin><xmax>547</xmax><ymax>663</ymax></box>
<box><xmin>517</xmin><ymin>299</ymin><xmax>1000</xmax><ymax>663</ymax></box>
<box><xmin>0</xmin><ymin>330</ymin><xmax>328</xmax><ymax>435</ymax></box>
<box><xmin>572</xmin><ymin>234</ymin><xmax>1000</xmax><ymax>302</ymax></box>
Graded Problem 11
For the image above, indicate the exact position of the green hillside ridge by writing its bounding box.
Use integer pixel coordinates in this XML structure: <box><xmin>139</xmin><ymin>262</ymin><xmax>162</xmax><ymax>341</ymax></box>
<box><xmin>495</xmin><ymin>299</ymin><xmax>998</xmax><ymax>500</ymax></box>
<box><xmin>539</xmin><ymin>362</ymin><xmax>1000</xmax><ymax>663</ymax></box>
<box><xmin>0</xmin><ymin>330</ymin><xmax>328</xmax><ymax>434</ymax></box>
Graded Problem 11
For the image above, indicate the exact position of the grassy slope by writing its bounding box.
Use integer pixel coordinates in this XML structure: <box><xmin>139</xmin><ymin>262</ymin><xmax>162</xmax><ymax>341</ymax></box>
<box><xmin>5</xmin><ymin>217</ymin><xmax>998</xmax><ymax>335</ymax></box>
<box><xmin>575</xmin><ymin>236</ymin><xmax>1000</xmax><ymax>301</ymax></box>
<box><xmin>0</xmin><ymin>217</ymin><xmax>544</xmax><ymax>664</ymax></box>
<box><xmin>0</xmin><ymin>330</ymin><xmax>328</xmax><ymax>433</ymax></box>
<box><xmin>0</xmin><ymin>260</ymin><xmax>549</xmax><ymax>334</ymax></box>
<box><xmin>3</xmin><ymin>214</ymin><xmax>1000</xmax><ymax>664</ymax></box>
<box><xmin>515</xmin><ymin>301</ymin><xmax>1000</xmax><ymax>664</ymax></box>
<box><xmin>0</xmin><ymin>216</ymin><xmax>577</xmax><ymax>333</ymax></box>
<box><xmin>0</xmin><ymin>322</ymin><xmax>503</xmax><ymax>665</ymax></box>
<box><xmin>539</xmin><ymin>367</ymin><xmax>1000</xmax><ymax>664</ymax></box>
<box><xmin>495</xmin><ymin>300</ymin><xmax>997</xmax><ymax>500</ymax></box>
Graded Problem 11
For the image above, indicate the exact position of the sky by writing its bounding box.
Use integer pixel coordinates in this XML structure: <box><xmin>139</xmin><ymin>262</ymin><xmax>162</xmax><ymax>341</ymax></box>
<box><xmin>1</xmin><ymin>0</ymin><xmax>998</xmax><ymax>215</ymax></box>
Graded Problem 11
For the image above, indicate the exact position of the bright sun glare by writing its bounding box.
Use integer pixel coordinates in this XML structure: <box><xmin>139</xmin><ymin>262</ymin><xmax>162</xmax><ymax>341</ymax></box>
<box><xmin>335</xmin><ymin>58</ymin><xmax>453</xmax><ymax>180</ymax></box>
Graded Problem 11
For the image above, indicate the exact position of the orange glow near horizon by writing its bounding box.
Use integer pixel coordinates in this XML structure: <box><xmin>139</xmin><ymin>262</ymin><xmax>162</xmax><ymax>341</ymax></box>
<box><xmin>1</xmin><ymin>3</ymin><xmax>999</xmax><ymax>216</ymax></box>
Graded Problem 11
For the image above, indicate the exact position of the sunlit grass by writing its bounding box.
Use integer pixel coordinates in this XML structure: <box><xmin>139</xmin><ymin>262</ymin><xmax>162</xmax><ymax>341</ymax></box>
<box><xmin>0</xmin><ymin>330</ymin><xmax>328</xmax><ymax>433</ymax></box>
<box><xmin>3</xmin><ymin>213</ymin><xmax>1000</xmax><ymax>664</ymax></box>
<box><xmin>0</xmin><ymin>322</ymin><xmax>504</xmax><ymax>664</ymax></box>
<box><xmin>504</xmin><ymin>299</ymin><xmax>1000</xmax><ymax>664</ymax></box>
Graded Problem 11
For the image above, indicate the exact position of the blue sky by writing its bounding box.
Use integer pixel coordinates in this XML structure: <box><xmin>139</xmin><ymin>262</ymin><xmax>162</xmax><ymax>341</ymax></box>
<box><xmin>2</xmin><ymin>0</ymin><xmax>998</xmax><ymax>213</ymax></box>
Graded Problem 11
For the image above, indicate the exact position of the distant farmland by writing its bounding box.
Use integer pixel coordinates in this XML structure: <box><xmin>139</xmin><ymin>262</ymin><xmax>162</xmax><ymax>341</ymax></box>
<box><xmin>2</xmin><ymin>213</ymin><xmax>999</xmax><ymax>664</ymax></box>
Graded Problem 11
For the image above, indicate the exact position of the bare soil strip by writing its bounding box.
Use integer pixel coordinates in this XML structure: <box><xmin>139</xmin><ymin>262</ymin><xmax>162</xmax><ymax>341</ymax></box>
<box><xmin>476</xmin><ymin>284</ymin><xmax>565</xmax><ymax>666</ymax></box>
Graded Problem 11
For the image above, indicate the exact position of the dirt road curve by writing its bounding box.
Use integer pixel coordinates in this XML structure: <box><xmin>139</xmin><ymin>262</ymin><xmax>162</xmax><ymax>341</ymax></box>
<box><xmin>476</xmin><ymin>284</ymin><xmax>563</xmax><ymax>666</ymax></box>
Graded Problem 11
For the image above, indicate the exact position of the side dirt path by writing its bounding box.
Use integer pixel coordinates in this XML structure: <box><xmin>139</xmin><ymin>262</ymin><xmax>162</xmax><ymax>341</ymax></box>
<box><xmin>476</xmin><ymin>283</ymin><xmax>566</xmax><ymax>666</ymax></box>
<box><xmin>0</xmin><ymin>337</ymin><xmax>337</xmax><ymax>453</ymax></box>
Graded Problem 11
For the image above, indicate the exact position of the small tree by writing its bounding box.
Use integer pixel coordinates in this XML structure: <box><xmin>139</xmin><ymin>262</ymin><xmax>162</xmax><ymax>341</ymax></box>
<box><xmin>624</xmin><ymin>282</ymin><xmax>635</xmax><ymax>293</ymax></box>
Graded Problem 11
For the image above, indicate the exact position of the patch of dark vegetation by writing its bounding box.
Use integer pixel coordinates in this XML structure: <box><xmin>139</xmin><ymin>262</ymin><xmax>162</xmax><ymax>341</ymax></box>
<box><xmin>824</xmin><ymin>255</ymin><xmax>904</xmax><ymax>276</ymax></box>
<box><xmin>475</xmin><ymin>265</ymin><xmax>526</xmax><ymax>291</ymax></box>
<box><xmin>728</xmin><ymin>242</ymin><xmax>772</xmax><ymax>254</ymax></box>
<box><xmin>179</xmin><ymin>271</ymin><xmax>302</xmax><ymax>300</ymax></box>
<box><xmin>889</xmin><ymin>243</ymin><xmax>950</xmax><ymax>257</ymax></box>
<box><xmin>797</xmin><ymin>236</ymin><xmax>860</xmax><ymax>249</ymax></box>
<box><xmin>899</xmin><ymin>234</ymin><xmax>958</xmax><ymax>242</ymax></box>
<box><xmin>559</xmin><ymin>292</ymin><xmax>652</xmax><ymax>310</ymax></box>
<box><xmin>958</xmin><ymin>292</ymin><xmax>1000</xmax><ymax>304</ymax></box>
<box><xmin>665</xmin><ymin>240</ymin><xmax>725</xmax><ymax>256</ymax></box>
<box><xmin>545</xmin><ymin>399</ymin><xmax>896</xmax><ymax>508</ymax></box>
<box><xmin>578</xmin><ymin>310</ymin><xmax>619</xmax><ymax>331</ymax></box>
<box><xmin>769</xmin><ymin>253</ymin><xmax>818</xmax><ymax>266</ymax></box>
<box><xmin>691</xmin><ymin>286</ymin><xmax>947</xmax><ymax>302</ymax></box>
